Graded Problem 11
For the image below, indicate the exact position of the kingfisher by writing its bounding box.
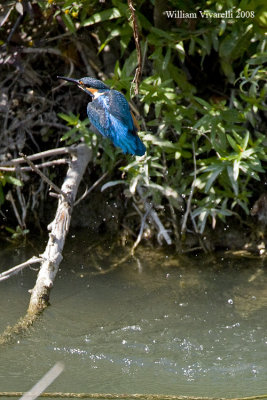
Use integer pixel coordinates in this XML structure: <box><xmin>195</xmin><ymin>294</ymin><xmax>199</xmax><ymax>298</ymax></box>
<box><xmin>57</xmin><ymin>76</ymin><xmax>146</xmax><ymax>156</ymax></box>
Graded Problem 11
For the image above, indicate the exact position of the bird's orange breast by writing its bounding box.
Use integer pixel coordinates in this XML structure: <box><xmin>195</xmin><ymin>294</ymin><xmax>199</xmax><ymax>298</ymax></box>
<box><xmin>88</xmin><ymin>88</ymin><xmax>99</xmax><ymax>95</ymax></box>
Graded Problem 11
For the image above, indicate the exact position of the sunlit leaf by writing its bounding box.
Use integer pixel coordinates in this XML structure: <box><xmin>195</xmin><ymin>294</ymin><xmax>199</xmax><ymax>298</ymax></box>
<box><xmin>101</xmin><ymin>180</ymin><xmax>125</xmax><ymax>192</ymax></box>
<box><xmin>5</xmin><ymin>175</ymin><xmax>23</xmax><ymax>186</ymax></box>
<box><xmin>205</xmin><ymin>167</ymin><xmax>223</xmax><ymax>193</ymax></box>
<box><xmin>226</xmin><ymin>134</ymin><xmax>240</xmax><ymax>153</ymax></box>
<box><xmin>82</xmin><ymin>8</ymin><xmax>122</xmax><ymax>26</ymax></box>
<box><xmin>61</xmin><ymin>13</ymin><xmax>76</xmax><ymax>33</ymax></box>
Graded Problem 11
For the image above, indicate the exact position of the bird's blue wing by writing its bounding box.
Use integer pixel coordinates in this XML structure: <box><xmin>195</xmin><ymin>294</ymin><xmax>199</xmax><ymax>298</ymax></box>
<box><xmin>106</xmin><ymin>90</ymin><xmax>136</xmax><ymax>133</ymax></box>
<box><xmin>87</xmin><ymin>92</ymin><xmax>146</xmax><ymax>156</ymax></box>
<box><xmin>87</xmin><ymin>100</ymin><xmax>111</xmax><ymax>138</ymax></box>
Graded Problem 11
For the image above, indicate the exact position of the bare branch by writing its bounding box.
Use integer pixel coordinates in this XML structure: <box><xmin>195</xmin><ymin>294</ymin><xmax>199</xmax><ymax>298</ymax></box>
<box><xmin>0</xmin><ymin>256</ymin><xmax>42</xmax><ymax>282</ymax></box>
<box><xmin>19</xmin><ymin>153</ymin><xmax>68</xmax><ymax>202</ymax></box>
<box><xmin>0</xmin><ymin>147</ymin><xmax>72</xmax><ymax>167</ymax></box>
<box><xmin>0</xmin><ymin>144</ymin><xmax>91</xmax><ymax>344</ymax></box>
<box><xmin>131</xmin><ymin>204</ymin><xmax>151</xmax><ymax>255</ymax></box>
<box><xmin>74</xmin><ymin>170</ymin><xmax>109</xmax><ymax>206</ymax></box>
<box><xmin>0</xmin><ymin>159</ymin><xmax>68</xmax><ymax>172</ymax></box>
<box><xmin>27</xmin><ymin>144</ymin><xmax>91</xmax><ymax>315</ymax></box>
<box><xmin>137</xmin><ymin>186</ymin><xmax>172</xmax><ymax>245</ymax></box>
<box><xmin>6</xmin><ymin>190</ymin><xmax>24</xmax><ymax>229</ymax></box>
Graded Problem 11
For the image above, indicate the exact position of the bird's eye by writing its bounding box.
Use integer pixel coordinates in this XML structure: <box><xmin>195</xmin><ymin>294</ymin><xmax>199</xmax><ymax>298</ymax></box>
<box><xmin>79</xmin><ymin>80</ymin><xmax>83</xmax><ymax>85</ymax></box>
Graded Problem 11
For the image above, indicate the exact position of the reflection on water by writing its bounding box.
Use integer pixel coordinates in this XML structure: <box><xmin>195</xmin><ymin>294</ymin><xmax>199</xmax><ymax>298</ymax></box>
<box><xmin>0</xmin><ymin>233</ymin><xmax>267</xmax><ymax>397</ymax></box>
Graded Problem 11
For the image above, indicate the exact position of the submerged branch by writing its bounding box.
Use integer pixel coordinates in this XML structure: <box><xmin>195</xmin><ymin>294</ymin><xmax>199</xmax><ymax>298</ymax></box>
<box><xmin>0</xmin><ymin>392</ymin><xmax>267</xmax><ymax>400</ymax></box>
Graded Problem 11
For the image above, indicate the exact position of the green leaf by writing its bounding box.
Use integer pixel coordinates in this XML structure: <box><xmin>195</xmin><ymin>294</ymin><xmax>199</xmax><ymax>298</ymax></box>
<box><xmin>194</xmin><ymin>97</ymin><xmax>212</xmax><ymax>110</ymax></box>
<box><xmin>121</xmin><ymin>49</ymin><xmax>137</xmax><ymax>77</ymax></box>
<box><xmin>101</xmin><ymin>180</ymin><xmax>125</xmax><ymax>192</ymax></box>
<box><xmin>241</xmin><ymin>130</ymin><xmax>250</xmax><ymax>151</ymax></box>
<box><xmin>60</xmin><ymin>127</ymin><xmax>78</xmax><ymax>141</ymax></box>
<box><xmin>220</xmin><ymin>59</ymin><xmax>235</xmax><ymax>83</ymax></box>
<box><xmin>58</xmin><ymin>112</ymin><xmax>79</xmax><ymax>125</ymax></box>
<box><xmin>5</xmin><ymin>175</ymin><xmax>23</xmax><ymax>186</ymax></box>
<box><xmin>226</xmin><ymin>134</ymin><xmax>240</xmax><ymax>153</ymax></box>
<box><xmin>61</xmin><ymin>13</ymin><xmax>76</xmax><ymax>33</ymax></box>
<box><xmin>221</xmin><ymin>109</ymin><xmax>242</xmax><ymax>123</ymax></box>
<box><xmin>82</xmin><ymin>8</ymin><xmax>122</xmax><ymax>27</ymax></box>
<box><xmin>0</xmin><ymin>185</ymin><xmax>4</xmax><ymax>205</ymax></box>
<box><xmin>233</xmin><ymin>159</ymin><xmax>240</xmax><ymax>181</ymax></box>
<box><xmin>143</xmin><ymin>134</ymin><xmax>178</xmax><ymax>152</ymax></box>
<box><xmin>162</xmin><ymin>47</ymin><xmax>171</xmax><ymax>70</ymax></box>
<box><xmin>247</xmin><ymin>53</ymin><xmax>267</xmax><ymax>65</ymax></box>
<box><xmin>205</xmin><ymin>167</ymin><xmax>224</xmax><ymax>193</ymax></box>
<box><xmin>227</xmin><ymin>165</ymin><xmax>239</xmax><ymax>195</ymax></box>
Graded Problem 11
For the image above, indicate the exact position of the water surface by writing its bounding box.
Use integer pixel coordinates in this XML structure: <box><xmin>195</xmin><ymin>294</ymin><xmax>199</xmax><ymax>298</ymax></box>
<box><xmin>0</xmin><ymin>234</ymin><xmax>267</xmax><ymax>397</ymax></box>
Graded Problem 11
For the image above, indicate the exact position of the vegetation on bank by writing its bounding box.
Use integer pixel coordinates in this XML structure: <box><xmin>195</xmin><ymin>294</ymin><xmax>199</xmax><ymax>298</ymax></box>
<box><xmin>0</xmin><ymin>0</ymin><xmax>267</xmax><ymax>249</ymax></box>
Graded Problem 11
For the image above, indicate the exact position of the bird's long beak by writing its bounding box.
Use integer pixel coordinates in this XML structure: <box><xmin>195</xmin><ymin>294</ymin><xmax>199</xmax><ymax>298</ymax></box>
<box><xmin>57</xmin><ymin>76</ymin><xmax>79</xmax><ymax>84</ymax></box>
<box><xmin>57</xmin><ymin>76</ymin><xmax>93</xmax><ymax>96</ymax></box>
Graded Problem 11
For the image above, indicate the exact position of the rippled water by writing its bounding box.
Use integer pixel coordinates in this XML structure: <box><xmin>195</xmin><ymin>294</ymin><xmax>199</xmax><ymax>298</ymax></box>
<box><xmin>0</xmin><ymin>234</ymin><xmax>267</xmax><ymax>397</ymax></box>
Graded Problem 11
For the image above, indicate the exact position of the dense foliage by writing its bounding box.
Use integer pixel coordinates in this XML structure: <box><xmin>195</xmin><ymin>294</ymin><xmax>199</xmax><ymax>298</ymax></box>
<box><xmin>1</xmin><ymin>0</ymin><xmax>267</xmax><ymax>247</ymax></box>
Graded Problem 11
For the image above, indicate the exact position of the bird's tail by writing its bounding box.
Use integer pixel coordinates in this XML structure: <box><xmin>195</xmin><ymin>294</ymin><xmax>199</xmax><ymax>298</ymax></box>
<box><xmin>134</xmin><ymin>136</ymin><xmax>146</xmax><ymax>156</ymax></box>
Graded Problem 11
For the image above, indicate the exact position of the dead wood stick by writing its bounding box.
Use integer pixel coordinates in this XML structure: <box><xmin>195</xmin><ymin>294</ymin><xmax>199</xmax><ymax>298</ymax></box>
<box><xmin>0</xmin><ymin>256</ymin><xmax>42</xmax><ymax>282</ymax></box>
<box><xmin>0</xmin><ymin>147</ymin><xmax>72</xmax><ymax>167</ymax></box>
<box><xmin>27</xmin><ymin>144</ymin><xmax>91</xmax><ymax>315</ymax></box>
<box><xmin>0</xmin><ymin>159</ymin><xmax>68</xmax><ymax>171</ymax></box>
<box><xmin>2</xmin><ymin>392</ymin><xmax>267</xmax><ymax>400</ymax></box>
<box><xmin>19</xmin><ymin>153</ymin><xmax>68</xmax><ymax>201</ymax></box>
<box><xmin>0</xmin><ymin>144</ymin><xmax>91</xmax><ymax>344</ymax></box>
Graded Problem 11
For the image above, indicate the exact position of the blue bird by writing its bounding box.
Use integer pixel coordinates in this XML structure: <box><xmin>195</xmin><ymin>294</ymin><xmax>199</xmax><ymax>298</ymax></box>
<box><xmin>57</xmin><ymin>76</ymin><xmax>146</xmax><ymax>156</ymax></box>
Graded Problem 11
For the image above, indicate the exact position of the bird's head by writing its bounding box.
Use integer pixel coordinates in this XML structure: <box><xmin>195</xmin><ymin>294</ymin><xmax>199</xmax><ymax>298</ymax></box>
<box><xmin>57</xmin><ymin>76</ymin><xmax>110</xmax><ymax>96</ymax></box>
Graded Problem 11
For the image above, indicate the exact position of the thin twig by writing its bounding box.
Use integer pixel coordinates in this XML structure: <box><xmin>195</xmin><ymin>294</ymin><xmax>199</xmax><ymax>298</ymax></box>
<box><xmin>128</xmin><ymin>0</ymin><xmax>142</xmax><ymax>95</ymax></box>
<box><xmin>0</xmin><ymin>147</ymin><xmax>72</xmax><ymax>167</ymax></box>
<box><xmin>0</xmin><ymin>159</ymin><xmax>68</xmax><ymax>172</ymax></box>
<box><xmin>181</xmin><ymin>143</ymin><xmax>196</xmax><ymax>236</ymax></box>
<box><xmin>74</xmin><ymin>170</ymin><xmax>109</xmax><ymax>206</ymax></box>
<box><xmin>185</xmin><ymin>126</ymin><xmax>221</xmax><ymax>159</ymax></box>
<box><xmin>137</xmin><ymin>186</ymin><xmax>172</xmax><ymax>245</ymax></box>
<box><xmin>6</xmin><ymin>191</ymin><xmax>24</xmax><ymax>229</ymax></box>
<box><xmin>131</xmin><ymin>203</ymin><xmax>151</xmax><ymax>255</ymax></box>
<box><xmin>0</xmin><ymin>256</ymin><xmax>42</xmax><ymax>282</ymax></box>
<box><xmin>19</xmin><ymin>153</ymin><xmax>69</xmax><ymax>202</ymax></box>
